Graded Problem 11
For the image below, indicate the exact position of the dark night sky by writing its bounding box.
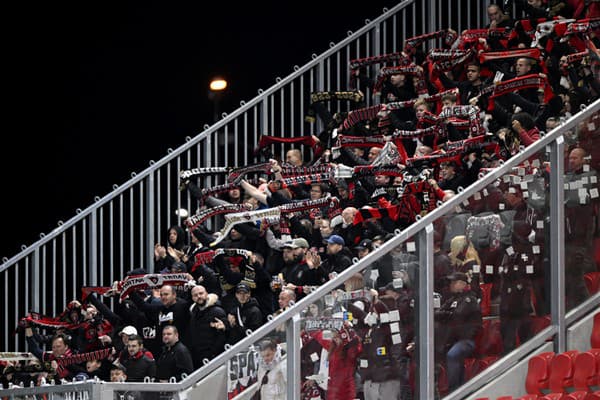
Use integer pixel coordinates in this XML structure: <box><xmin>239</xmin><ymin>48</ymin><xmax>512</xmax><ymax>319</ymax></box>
<box><xmin>1</xmin><ymin>1</ymin><xmax>397</xmax><ymax>259</ymax></box>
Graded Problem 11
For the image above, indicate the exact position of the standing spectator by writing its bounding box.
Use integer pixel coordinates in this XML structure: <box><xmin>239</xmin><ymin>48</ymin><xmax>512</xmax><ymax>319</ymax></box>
<box><xmin>486</xmin><ymin>4</ymin><xmax>513</xmax><ymax>29</ymax></box>
<box><xmin>24</xmin><ymin>329</ymin><xmax>85</xmax><ymax>381</ymax></box>
<box><xmin>226</xmin><ymin>283</ymin><xmax>264</xmax><ymax>345</ymax></box>
<box><xmin>564</xmin><ymin>146</ymin><xmax>599</xmax><ymax>309</ymax></box>
<box><xmin>129</xmin><ymin>284</ymin><xmax>191</xmax><ymax>353</ymax></box>
<box><xmin>320</xmin><ymin>235</ymin><xmax>354</xmax><ymax>275</ymax></box>
<box><xmin>310</xmin><ymin>322</ymin><xmax>363</xmax><ymax>400</ymax></box>
<box><xmin>434</xmin><ymin>272</ymin><xmax>482</xmax><ymax>392</ymax></box>
<box><xmin>436</xmin><ymin>161</ymin><xmax>467</xmax><ymax>194</ymax></box>
<box><xmin>253</xmin><ymin>339</ymin><xmax>287</xmax><ymax>400</ymax></box>
<box><xmin>188</xmin><ymin>285</ymin><xmax>228</xmax><ymax>369</ymax></box>
<box><xmin>154</xmin><ymin>225</ymin><xmax>191</xmax><ymax>271</ymax></box>
<box><xmin>120</xmin><ymin>335</ymin><xmax>156</xmax><ymax>382</ymax></box>
<box><xmin>156</xmin><ymin>325</ymin><xmax>194</xmax><ymax>382</ymax></box>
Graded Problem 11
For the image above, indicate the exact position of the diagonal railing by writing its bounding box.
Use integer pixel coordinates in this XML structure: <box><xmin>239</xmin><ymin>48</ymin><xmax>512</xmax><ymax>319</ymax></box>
<box><xmin>1</xmin><ymin>0</ymin><xmax>599</xmax><ymax>398</ymax></box>
<box><xmin>0</xmin><ymin>0</ymin><xmax>492</xmax><ymax>354</ymax></box>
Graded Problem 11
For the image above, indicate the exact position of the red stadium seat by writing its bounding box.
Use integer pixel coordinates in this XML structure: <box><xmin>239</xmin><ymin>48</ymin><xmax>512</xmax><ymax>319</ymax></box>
<box><xmin>573</xmin><ymin>349</ymin><xmax>600</xmax><ymax>391</ymax></box>
<box><xmin>525</xmin><ymin>351</ymin><xmax>555</xmax><ymax>395</ymax></box>
<box><xmin>438</xmin><ymin>363</ymin><xmax>449</xmax><ymax>397</ymax></box>
<box><xmin>548</xmin><ymin>350</ymin><xmax>579</xmax><ymax>393</ymax></box>
<box><xmin>475</xmin><ymin>318</ymin><xmax>504</xmax><ymax>357</ymax></box>
<box><xmin>530</xmin><ymin>315</ymin><xmax>552</xmax><ymax>336</ymax></box>
<box><xmin>464</xmin><ymin>356</ymin><xmax>497</xmax><ymax>381</ymax></box>
<box><xmin>480</xmin><ymin>283</ymin><xmax>493</xmax><ymax>317</ymax></box>
<box><xmin>538</xmin><ymin>394</ymin><xmax>564</xmax><ymax>400</ymax></box>
<box><xmin>592</xmin><ymin>313</ymin><xmax>600</xmax><ymax>349</ymax></box>
<box><xmin>585</xmin><ymin>272</ymin><xmax>600</xmax><ymax>295</ymax></box>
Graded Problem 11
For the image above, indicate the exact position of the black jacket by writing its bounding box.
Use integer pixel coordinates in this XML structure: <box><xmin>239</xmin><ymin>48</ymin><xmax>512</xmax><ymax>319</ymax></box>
<box><xmin>130</xmin><ymin>293</ymin><xmax>191</xmax><ymax>347</ymax></box>
<box><xmin>156</xmin><ymin>340</ymin><xmax>194</xmax><ymax>382</ymax></box>
<box><xmin>188</xmin><ymin>293</ymin><xmax>228</xmax><ymax>368</ymax></box>
<box><xmin>122</xmin><ymin>351</ymin><xmax>156</xmax><ymax>382</ymax></box>
<box><xmin>226</xmin><ymin>297</ymin><xmax>264</xmax><ymax>344</ymax></box>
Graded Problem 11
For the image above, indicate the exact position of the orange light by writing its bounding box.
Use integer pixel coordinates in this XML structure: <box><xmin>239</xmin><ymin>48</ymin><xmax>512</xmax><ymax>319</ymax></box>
<box><xmin>209</xmin><ymin>78</ymin><xmax>227</xmax><ymax>91</ymax></box>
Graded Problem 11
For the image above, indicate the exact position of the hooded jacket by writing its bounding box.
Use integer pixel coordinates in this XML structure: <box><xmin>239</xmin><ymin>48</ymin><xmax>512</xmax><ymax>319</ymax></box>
<box><xmin>188</xmin><ymin>293</ymin><xmax>228</xmax><ymax>367</ymax></box>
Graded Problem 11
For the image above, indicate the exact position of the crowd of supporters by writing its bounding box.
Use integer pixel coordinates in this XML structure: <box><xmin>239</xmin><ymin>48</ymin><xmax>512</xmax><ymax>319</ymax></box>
<box><xmin>2</xmin><ymin>1</ymin><xmax>600</xmax><ymax>399</ymax></box>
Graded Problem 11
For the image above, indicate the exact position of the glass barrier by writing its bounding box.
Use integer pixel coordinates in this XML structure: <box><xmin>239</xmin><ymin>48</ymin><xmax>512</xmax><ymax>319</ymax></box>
<box><xmin>563</xmin><ymin>111</ymin><xmax>600</xmax><ymax>313</ymax></box>
<box><xmin>432</xmin><ymin>145</ymin><xmax>552</xmax><ymax>396</ymax></box>
<box><xmin>296</xmin><ymin>237</ymin><xmax>419</xmax><ymax>400</ymax></box>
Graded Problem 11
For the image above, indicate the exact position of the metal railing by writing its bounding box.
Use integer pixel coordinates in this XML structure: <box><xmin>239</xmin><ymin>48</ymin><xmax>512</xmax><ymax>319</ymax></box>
<box><xmin>3</xmin><ymin>99</ymin><xmax>599</xmax><ymax>400</ymax></box>
<box><xmin>0</xmin><ymin>0</ymin><xmax>492</xmax><ymax>354</ymax></box>
<box><xmin>1</xmin><ymin>0</ymin><xmax>600</xmax><ymax>397</ymax></box>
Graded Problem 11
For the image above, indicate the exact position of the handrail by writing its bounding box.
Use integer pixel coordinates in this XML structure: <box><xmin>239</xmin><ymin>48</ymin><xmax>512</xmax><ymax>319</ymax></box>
<box><xmin>0</xmin><ymin>0</ymin><xmax>413</xmax><ymax>271</ymax></box>
<box><xmin>178</xmin><ymin>98</ymin><xmax>600</xmax><ymax>387</ymax></box>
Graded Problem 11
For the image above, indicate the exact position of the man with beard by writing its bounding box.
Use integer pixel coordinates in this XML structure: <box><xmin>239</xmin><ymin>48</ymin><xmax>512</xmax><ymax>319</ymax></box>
<box><xmin>278</xmin><ymin>239</ymin><xmax>328</xmax><ymax>300</ymax></box>
<box><xmin>320</xmin><ymin>234</ymin><xmax>354</xmax><ymax>275</ymax></box>
<box><xmin>187</xmin><ymin>285</ymin><xmax>228</xmax><ymax>369</ymax></box>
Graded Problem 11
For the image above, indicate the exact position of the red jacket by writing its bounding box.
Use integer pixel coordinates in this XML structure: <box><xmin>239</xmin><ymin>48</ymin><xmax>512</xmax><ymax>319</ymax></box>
<box><xmin>312</xmin><ymin>330</ymin><xmax>362</xmax><ymax>400</ymax></box>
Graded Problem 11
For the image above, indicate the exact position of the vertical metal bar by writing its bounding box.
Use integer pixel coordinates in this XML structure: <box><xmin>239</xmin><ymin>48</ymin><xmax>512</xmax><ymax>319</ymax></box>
<box><xmin>4</xmin><ymin>269</ymin><xmax>7</xmax><ymax>350</ymax></box>
<box><xmin>72</xmin><ymin>226</ymin><xmax>77</xmax><ymax>296</ymax></box>
<box><xmin>550</xmin><ymin>136</ymin><xmax>566</xmax><ymax>353</ymax></box>
<box><xmin>139</xmin><ymin>182</ymin><xmax>144</xmax><ymax>265</ymax></box>
<box><xmin>290</xmin><ymin>82</ymin><xmax>296</xmax><ymax>138</ymax></box>
<box><xmin>146</xmin><ymin>173</ymin><xmax>155</xmax><ymax>274</ymax></box>
<box><xmin>83</xmin><ymin>219</ymin><xmax>88</xmax><ymax>285</ymax></box>
<box><xmin>129</xmin><ymin>188</ymin><xmax>134</xmax><ymax>268</ymax></box>
<box><xmin>280</xmin><ymin>87</ymin><xmax>285</xmax><ymax>137</ymax></box>
<box><xmin>206</xmin><ymin>135</ymin><xmax>213</xmax><ymax>190</ymax></box>
<box><xmin>156</xmin><ymin>168</ymin><xmax>162</xmax><ymax>249</ymax></box>
<box><xmin>89</xmin><ymin>211</ymin><xmax>98</xmax><ymax>287</ymax></box>
<box><xmin>234</xmin><ymin>119</ymin><xmax>239</xmax><ymax>167</ymax></box>
<box><xmin>458</xmin><ymin>0</ymin><xmax>463</xmax><ymax>31</ymax></box>
<box><xmin>119</xmin><ymin>195</ymin><xmax>124</xmax><ymax>275</ymax></box>
<box><xmin>260</xmin><ymin>99</ymin><xmax>267</xmax><ymax>157</ymax></box>
<box><xmin>286</xmin><ymin>313</ymin><xmax>301</xmax><ymax>400</ymax></box>
<box><xmin>62</xmin><ymin>234</ymin><xmax>67</xmax><ymax>308</ymax></box>
<box><xmin>52</xmin><ymin>241</ymin><xmax>56</xmax><ymax>316</ymax></box>
<box><xmin>110</xmin><ymin>201</ymin><xmax>116</xmax><ymax>311</ymax></box>
<box><xmin>417</xmin><ymin>224</ymin><xmax>435</xmax><ymax>400</ymax></box>
<box><xmin>17</xmin><ymin>264</ymin><xmax>20</xmax><ymax>351</ymax></box>
<box><xmin>24</xmin><ymin>258</ymin><xmax>29</xmax><ymax>318</ymax></box>
<box><xmin>42</xmin><ymin>246</ymin><xmax>46</xmax><ymax>314</ymax></box>
<box><xmin>99</xmin><ymin>208</ymin><xmax>104</xmax><ymax>286</ymax></box>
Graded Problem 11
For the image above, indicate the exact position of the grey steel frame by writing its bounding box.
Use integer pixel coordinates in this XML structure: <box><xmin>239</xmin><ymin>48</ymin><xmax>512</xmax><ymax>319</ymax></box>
<box><xmin>3</xmin><ymin>99</ymin><xmax>598</xmax><ymax>400</ymax></box>
<box><xmin>5</xmin><ymin>1</ymin><xmax>599</xmax><ymax>399</ymax></box>
<box><xmin>0</xmin><ymin>0</ymin><xmax>493</xmax><ymax>354</ymax></box>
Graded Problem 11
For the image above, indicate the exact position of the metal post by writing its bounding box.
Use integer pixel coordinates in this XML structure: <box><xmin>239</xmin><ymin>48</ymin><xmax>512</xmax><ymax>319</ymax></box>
<box><xmin>428</xmin><ymin>0</ymin><xmax>437</xmax><ymax>34</ymax></box>
<box><xmin>417</xmin><ymin>224</ymin><xmax>435</xmax><ymax>399</ymax></box>
<box><xmin>286</xmin><ymin>313</ymin><xmax>301</xmax><ymax>400</ymax></box>
<box><xmin>89</xmin><ymin>210</ymin><xmax>98</xmax><ymax>286</ymax></box>
<box><xmin>549</xmin><ymin>136</ymin><xmax>566</xmax><ymax>353</ymax></box>
<box><xmin>32</xmin><ymin>249</ymin><xmax>40</xmax><ymax>314</ymax></box>
<box><xmin>146</xmin><ymin>173</ymin><xmax>155</xmax><ymax>273</ymax></box>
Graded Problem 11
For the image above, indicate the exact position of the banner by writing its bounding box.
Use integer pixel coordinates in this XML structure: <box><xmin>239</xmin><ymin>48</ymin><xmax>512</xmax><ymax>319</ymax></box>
<box><xmin>227</xmin><ymin>349</ymin><xmax>259</xmax><ymax>399</ymax></box>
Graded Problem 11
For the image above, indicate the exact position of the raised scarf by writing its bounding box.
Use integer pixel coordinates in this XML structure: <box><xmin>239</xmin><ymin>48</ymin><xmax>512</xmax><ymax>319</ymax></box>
<box><xmin>254</xmin><ymin>135</ymin><xmax>324</xmax><ymax>159</ymax></box>
<box><xmin>348</xmin><ymin>52</ymin><xmax>410</xmax><ymax>89</ymax></box>
<box><xmin>227</xmin><ymin>162</ymin><xmax>273</xmax><ymax>184</ymax></box>
<box><xmin>118</xmin><ymin>273</ymin><xmax>190</xmax><ymax>301</ymax></box>
<box><xmin>404</xmin><ymin>29</ymin><xmax>458</xmax><ymax>55</ymax></box>
<box><xmin>185</xmin><ymin>204</ymin><xmax>252</xmax><ymax>230</ymax></box>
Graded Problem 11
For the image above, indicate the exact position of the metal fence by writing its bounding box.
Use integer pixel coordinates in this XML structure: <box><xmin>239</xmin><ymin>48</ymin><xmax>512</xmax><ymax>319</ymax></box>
<box><xmin>2</xmin><ymin>0</ymin><xmax>600</xmax><ymax>398</ymax></box>
<box><xmin>0</xmin><ymin>0</ymin><xmax>493</xmax><ymax>354</ymax></box>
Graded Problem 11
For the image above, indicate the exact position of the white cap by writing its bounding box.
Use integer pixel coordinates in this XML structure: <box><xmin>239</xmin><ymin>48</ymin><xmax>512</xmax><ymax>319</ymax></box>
<box><xmin>119</xmin><ymin>326</ymin><xmax>137</xmax><ymax>336</ymax></box>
